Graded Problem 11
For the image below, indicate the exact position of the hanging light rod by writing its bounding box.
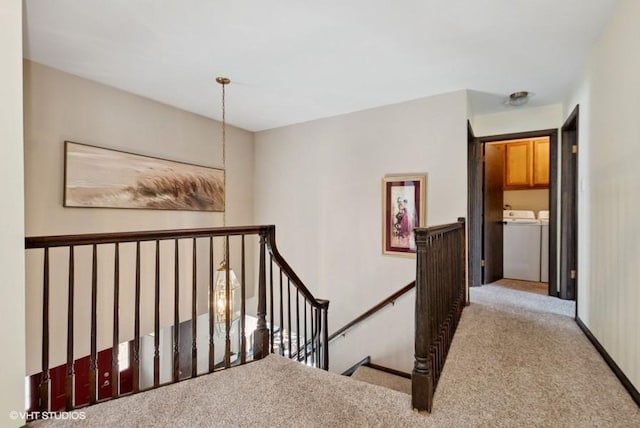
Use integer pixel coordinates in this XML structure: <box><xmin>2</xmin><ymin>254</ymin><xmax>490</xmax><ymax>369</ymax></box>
<box><xmin>216</xmin><ymin>77</ymin><xmax>231</xmax><ymax>85</ymax></box>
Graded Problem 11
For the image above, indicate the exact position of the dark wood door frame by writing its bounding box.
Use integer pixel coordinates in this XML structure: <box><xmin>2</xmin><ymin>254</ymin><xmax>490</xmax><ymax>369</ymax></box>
<box><xmin>483</xmin><ymin>143</ymin><xmax>505</xmax><ymax>284</ymax></box>
<box><xmin>467</xmin><ymin>125</ymin><xmax>559</xmax><ymax>296</ymax></box>
<box><xmin>467</xmin><ymin>122</ymin><xmax>482</xmax><ymax>287</ymax></box>
<box><xmin>560</xmin><ymin>105</ymin><xmax>579</xmax><ymax>304</ymax></box>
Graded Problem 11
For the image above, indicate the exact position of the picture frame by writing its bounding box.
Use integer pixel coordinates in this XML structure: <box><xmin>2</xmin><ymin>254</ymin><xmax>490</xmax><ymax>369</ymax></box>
<box><xmin>64</xmin><ymin>141</ymin><xmax>225</xmax><ymax>212</ymax></box>
<box><xmin>382</xmin><ymin>174</ymin><xmax>427</xmax><ymax>256</ymax></box>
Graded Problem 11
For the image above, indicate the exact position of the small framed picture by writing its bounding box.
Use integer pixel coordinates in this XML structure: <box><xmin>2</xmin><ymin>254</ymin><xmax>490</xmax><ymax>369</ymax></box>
<box><xmin>382</xmin><ymin>174</ymin><xmax>427</xmax><ymax>256</ymax></box>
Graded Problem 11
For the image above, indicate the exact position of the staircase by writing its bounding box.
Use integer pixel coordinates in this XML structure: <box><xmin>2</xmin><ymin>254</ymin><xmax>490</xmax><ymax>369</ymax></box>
<box><xmin>351</xmin><ymin>365</ymin><xmax>411</xmax><ymax>395</ymax></box>
<box><xmin>345</xmin><ymin>357</ymin><xmax>412</xmax><ymax>395</ymax></box>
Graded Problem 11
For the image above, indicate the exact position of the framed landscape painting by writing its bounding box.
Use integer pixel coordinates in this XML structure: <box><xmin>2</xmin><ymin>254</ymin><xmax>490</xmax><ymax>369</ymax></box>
<box><xmin>64</xmin><ymin>141</ymin><xmax>225</xmax><ymax>211</ymax></box>
<box><xmin>382</xmin><ymin>174</ymin><xmax>427</xmax><ymax>256</ymax></box>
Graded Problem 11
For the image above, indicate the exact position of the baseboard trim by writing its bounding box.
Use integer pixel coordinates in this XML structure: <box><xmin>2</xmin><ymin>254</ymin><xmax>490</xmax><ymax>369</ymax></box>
<box><xmin>366</xmin><ymin>363</ymin><xmax>412</xmax><ymax>379</ymax></box>
<box><xmin>342</xmin><ymin>356</ymin><xmax>371</xmax><ymax>376</ymax></box>
<box><xmin>575</xmin><ymin>316</ymin><xmax>640</xmax><ymax>407</ymax></box>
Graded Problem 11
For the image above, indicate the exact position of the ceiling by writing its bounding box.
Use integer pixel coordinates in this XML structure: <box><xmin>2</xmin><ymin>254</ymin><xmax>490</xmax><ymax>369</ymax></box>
<box><xmin>22</xmin><ymin>0</ymin><xmax>618</xmax><ymax>131</ymax></box>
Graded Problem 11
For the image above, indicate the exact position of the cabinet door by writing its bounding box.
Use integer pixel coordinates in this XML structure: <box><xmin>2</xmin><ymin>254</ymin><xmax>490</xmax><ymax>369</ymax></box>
<box><xmin>504</xmin><ymin>141</ymin><xmax>531</xmax><ymax>189</ymax></box>
<box><xmin>533</xmin><ymin>138</ymin><xmax>550</xmax><ymax>187</ymax></box>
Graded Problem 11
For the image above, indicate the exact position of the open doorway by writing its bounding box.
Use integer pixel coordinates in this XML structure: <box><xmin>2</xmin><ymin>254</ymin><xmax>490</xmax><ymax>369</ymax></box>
<box><xmin>560</xmin><ymin>105</ymin><xmax>579</xmax><ymax>305</ymax></box>
<box><xmin>468</xmin><ymin>125</ymin><xmax>559</xmax><ymax>297</ymax></box>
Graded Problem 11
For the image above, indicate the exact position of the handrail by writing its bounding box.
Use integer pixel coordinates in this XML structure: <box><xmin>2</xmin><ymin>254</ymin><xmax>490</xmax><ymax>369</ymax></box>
<box><xmin>264</xmin><ymin>225</ymin><xmax>327</xmax><ymax>309</ymax></box>
<box><xmin>25</xmin><ymin>225</ymin><xmax>267</xmax><ymax>248</ymax></box>
<box><xmin>328</xmin><ymin>281</ymin><xmax>415</xmax><ymax>342</ymax></box>
<box><xmin>424</xmin><ymin>222</ymin><xmax>463</xmax><ymax>237</ymax></box>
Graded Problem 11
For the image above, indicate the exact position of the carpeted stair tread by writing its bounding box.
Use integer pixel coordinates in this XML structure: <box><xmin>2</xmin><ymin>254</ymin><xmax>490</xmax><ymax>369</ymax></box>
<box><xmin>351</xmin><ymin>365</ymin><xmax>411</xmax><ymax>395</ymax></box>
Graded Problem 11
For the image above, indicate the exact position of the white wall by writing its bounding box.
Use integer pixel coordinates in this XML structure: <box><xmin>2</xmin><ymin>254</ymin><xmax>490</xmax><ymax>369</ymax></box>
<box><xmin>255</xmin><ymin>91</ymin><xmax>468</xmax><ymax>372</ymax></box>
<box><xmin>470</xmin><ymin>104</ymin><xmax>563</xmax><ymax>137</ymax></box>
<box><xmin>504</xmin><ymin>189</ymin><xmax>549</xmax><ymax>213</ymax></box>
<box><xmin>0</xmin><ymin>2</ymin><xmax>26</xmax><ymax>425</ymax></box>
<box><xmin>565</xmin><ymin>0</ymin><xmax>640</xmax><ymax>392</ymax></box>
<box><xmin>23</xmin><ymin>61</ymin><xmax>255</xmax><ymax>374</ymax></box>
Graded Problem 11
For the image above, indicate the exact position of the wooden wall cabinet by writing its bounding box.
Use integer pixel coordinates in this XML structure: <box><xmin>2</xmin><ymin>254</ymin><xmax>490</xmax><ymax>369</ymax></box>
<box><xmin>532</xmin><ymin>138</ymin><xmax>550</xmax><ymax>186</ymax></box>
<box><xmin>497</xmin><ymin>137</ymin><xmax>549</xmax><ymax>190</ymax></box>
<box><xmin>505</xmin><ymin>141</ymin><xmax>531</xmax><ymax>188</ymax></box>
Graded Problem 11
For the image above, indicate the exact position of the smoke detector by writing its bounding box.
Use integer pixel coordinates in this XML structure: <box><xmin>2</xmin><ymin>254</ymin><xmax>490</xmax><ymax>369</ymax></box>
<box><xmin>505</xmin><ymin>91</ymin><xmax>532</xmax><ymax>107</ymax></box>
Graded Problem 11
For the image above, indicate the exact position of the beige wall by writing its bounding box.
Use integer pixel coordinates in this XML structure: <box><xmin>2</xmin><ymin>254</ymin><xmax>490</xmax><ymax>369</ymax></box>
<box><xmin>23</xmin><ymin>61</ymin><xmax>255</xmax><ymax>374</ymax></box>
<box><xmin>0</xmin><ymin>2</ymin><xmax>26</xmax><ymax>425</ymax></box>
<box><xmin>504</xmin><ymin>189</ymin><xmax>549</xmax><ymax>213</ymax></box>
<box><xmin>566</xmin><ymin>0</ymin><xmax>640</xmax><ymax>392</ymax></box>
<box><xmin>470</xmin><ymin>104</ymin><xmax>563</xmax><ymax>137</ymax></box>
<box><xmin>255</xmin><ymin>91</ymin><xmax>468</xmax><ymax>373</ymax></box>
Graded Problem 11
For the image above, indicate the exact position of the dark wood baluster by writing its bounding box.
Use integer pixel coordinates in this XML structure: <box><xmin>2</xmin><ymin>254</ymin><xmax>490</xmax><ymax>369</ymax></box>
<box><xmin>173</xmin><ymin>239</ymin><xmax>180</xmax><ymax>383</ymax></box>
<box><xmin>224</xmin><ymin>236</ymin><xmax>231</xmax><ymax>368</ymax></box>
<box><xmin>279</xmin><ymin>270</ymin><xmax>284</xmax><ymax>356</ymax></box>
<box><xmin>89</xmin><ymin>244</ymin><xmax>98</xmax><ymax>405</ymax></box>
<box><xmin>431</xmin><ymin>234</ymin><xmax>437</xmax><ymax>402</ymax></box>
<box><xmin>191</xmin><ymin>238</ymin><xmax>197</xmax><ymax>378</ymax></box>
<box><xmin>440</xmin><ymin>233</ymin><xmax>446</xmax><ymax>363</ymax></box>
<box><xmin>435</xmin><ymin>235</ymin><xmax>442</xmax><ymax>376</ymax></box>
<box><xmin>314</xmin><ymin>306</ymin><xmax>321</xmax><ymax>367</ymax></box>
<box><xmin>253</xmin><ymin>229</ymin><xmax>269</xmax><ymax>360</ymax></box>
<box><xmin>443</xmin><ymin>234</ymin><xmax>449</xmax><ymax>373</ymax></box>
<box><xmin>443</xmin><ymin>234</ymin><xmax>449</xmax><ymax>366</ymax></box>
<box><xmin>321</xmin><ymin>302</ymin><xmax>329</xmax><ymax>370</ymax></box>
<box><xmin>40</xmin><ymin>247</ymin><xmax>50</xmax><ymax>412</ymax></box>
<box><xmin>310</xmin><ymin>306</ymin><xmax>315</xmax><ymax>367</ymax></box>
<box><xmin>154</xmin><ymin>240</ymin><xmax>160</xmax><ymax>387</ymax></box>
<box><xmin>112</xmin><ymin>243</ymin><xmax>120</xmax><ymax>399</ymax></box>
<box><xmin>295</xmin><ymin>288</ymin><xmax>300</xmax><ymax>360</ymax></box>
<box><xmin>287</xmin><ymin>278</ymin><xmax>292</xmax><ymax>359</ymax></box>
<box><xmin>450</xmin><ymin>231</ymin><xmax>455</xmax><ymax>341</ymax></box>
<box><xmin>459</xmin><ymin>218</ymin><xmax>467</xmax><ymax>306</ymax></box>
<box><xmin>240</xmin><ymin>235</ymin><xmax>246</xmax><ymax>364</ymax></box>
<box><xmin>303</xmin><ymin>299</ymin><xmax>308</xmax><ymax>364</ymax></box>
<box><xmin>269</xmin><ymin>256</ymin><xmax>274</xmax><ymax>354</ymax></box>
<box><xmin>133</xmin><ymin>242</ymin><xmax>141</xmax><ymax>393</ymax></box>
<box><xmin>208</xmin><ymin>237</ymin><xmax>215</xmax><ymax>373</ymax></box>
<box><xmin>438</xmin><ymin>235</ymin><xmax>443</xmax><ymax>376</ymax></box>
<box><xmin>65</xmin><ymin>246</ymin><xmax>75</xmax><ymax>410</ymax></box>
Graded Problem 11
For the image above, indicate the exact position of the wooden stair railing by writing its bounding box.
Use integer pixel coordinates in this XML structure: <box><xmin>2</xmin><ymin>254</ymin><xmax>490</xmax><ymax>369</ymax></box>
<box><xmin>24</xmin><ymin>224</ymin><xmax>328</xmax><ymax>416</ymax></box>
<box><xmin>324</xmin><ymin>218</ymin><xmax>466</xmax><ymax>415</ymax></box>
<box><xmin>412</xmin><ymin>218</ymin><xmax>467</xmax><ymax>412</ymax></box>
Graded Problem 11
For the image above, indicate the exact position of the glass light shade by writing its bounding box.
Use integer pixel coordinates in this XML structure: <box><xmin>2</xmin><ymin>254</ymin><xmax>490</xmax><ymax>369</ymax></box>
<box><xmin>214</xmin><ymin>261</ymin><xmax>241</xmax><ymax>324</ymax></box>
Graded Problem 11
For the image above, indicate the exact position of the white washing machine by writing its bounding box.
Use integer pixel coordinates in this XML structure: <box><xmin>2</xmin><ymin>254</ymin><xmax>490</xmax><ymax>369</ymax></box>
<box><xmin>538</xmin><ymin>210</ymin><xmax>549</xmax><ymax>283</ymax></box>
<box><xmin>503</xmin><ymin>210</ymin><xmax>541</xmax><ymax>282</ymax></box>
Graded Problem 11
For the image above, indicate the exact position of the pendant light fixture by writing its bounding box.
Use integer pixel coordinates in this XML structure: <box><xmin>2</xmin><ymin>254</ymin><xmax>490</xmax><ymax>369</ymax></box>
<box><xmin>214</xmin><ymin>76</ymin><xmax>240</xmax><ymax>329</ymax></box>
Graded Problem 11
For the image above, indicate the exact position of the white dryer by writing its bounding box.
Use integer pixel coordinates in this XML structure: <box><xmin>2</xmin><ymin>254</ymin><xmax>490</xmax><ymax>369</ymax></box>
<box><xmin>503</xmin><ymin>210</ymin><xmax>541</xmax><ymax>282</ymax></box>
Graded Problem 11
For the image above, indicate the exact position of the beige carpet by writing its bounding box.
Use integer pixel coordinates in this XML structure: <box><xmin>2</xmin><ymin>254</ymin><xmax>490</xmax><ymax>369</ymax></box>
<box><xmin>493</xmin><ymin>278</ymin><xmax>549</xmax><ymax>296</ymax></box>
<box><xmin>31</xmin><ymin>283</ymin><xmax>639</xmax><ymax>427</ymax></box>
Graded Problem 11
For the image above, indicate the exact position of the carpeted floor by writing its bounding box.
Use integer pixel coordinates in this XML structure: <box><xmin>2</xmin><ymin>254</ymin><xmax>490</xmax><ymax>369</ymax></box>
<box><xmin>492</xmin><ymin>278</ymin><xmax>550</xmax><ymax>296</ymax></box>
<box><xmin>31</xmin><ymin>283</ymin><xmax>640</xmax><ymax>427</ymax></box>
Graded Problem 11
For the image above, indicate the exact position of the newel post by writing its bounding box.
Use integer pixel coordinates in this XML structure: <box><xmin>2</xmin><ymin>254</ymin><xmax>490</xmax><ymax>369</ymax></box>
<box><xmin>317</xmin><ymin>299</ymin><xmax>330</xmax><ymax>371</ymax></box>
<box><xmin>412</xmin><ymin>227</ymin><xmax>433</xmax><ymax>412</ymax></box>
<box><xmin>253</xmin><ymin>227</ymin><xmax>271</xmax><ymax>360</ymax></box>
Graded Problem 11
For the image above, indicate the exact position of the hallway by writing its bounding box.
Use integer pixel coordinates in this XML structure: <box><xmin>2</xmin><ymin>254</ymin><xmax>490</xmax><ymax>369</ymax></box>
<box><xmin>430</xmin><ymin>283</ymin><xmax>639</xmax><ymax>426</ymax></box>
